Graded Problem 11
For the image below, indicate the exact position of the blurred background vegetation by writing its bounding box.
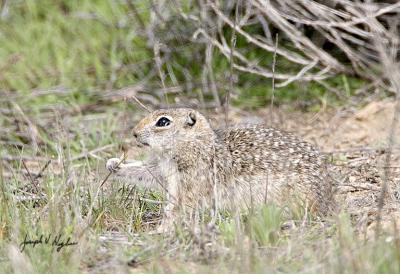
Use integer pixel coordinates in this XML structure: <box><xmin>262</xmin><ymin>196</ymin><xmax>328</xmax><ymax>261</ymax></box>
<box><xmin>1</xmin><ymin>0</ymin><xmax>390</xmax><ymax>113</ymax></box>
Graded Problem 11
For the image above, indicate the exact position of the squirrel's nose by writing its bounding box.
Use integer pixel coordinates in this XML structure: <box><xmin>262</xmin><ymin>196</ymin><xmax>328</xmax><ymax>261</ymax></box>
<box><xmin>132</xmin><ymin>130</ymin><xmax>138</xmax><ymax>139</ymax></box>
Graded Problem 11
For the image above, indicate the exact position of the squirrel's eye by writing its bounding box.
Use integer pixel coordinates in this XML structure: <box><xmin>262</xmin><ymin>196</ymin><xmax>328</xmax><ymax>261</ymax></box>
<box><xmin>155</xmin><ymin>117</ymin><xmax>171</xmax><ymax>127</ymax></box>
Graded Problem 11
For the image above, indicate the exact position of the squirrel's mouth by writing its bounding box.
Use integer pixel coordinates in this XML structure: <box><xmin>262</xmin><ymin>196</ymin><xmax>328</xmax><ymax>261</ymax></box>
<box><xmin>136</xmin><ymin>140</ymin><xmax>150</xmax><ymax>147</ymax></box>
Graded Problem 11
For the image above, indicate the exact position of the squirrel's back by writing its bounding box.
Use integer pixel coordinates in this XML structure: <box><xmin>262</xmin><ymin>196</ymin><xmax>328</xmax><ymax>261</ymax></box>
<box><xmin>219</xmin><ymin>125</ymin><xmax>323</xmax><ymax>174</ymax></box>
<box><xmin>215</xmin><ymin>125</ymin><xmax>333</xmax><ymax>214</ymax></box>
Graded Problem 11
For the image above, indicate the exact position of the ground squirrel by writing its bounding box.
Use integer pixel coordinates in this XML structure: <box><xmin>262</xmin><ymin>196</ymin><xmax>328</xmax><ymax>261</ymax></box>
<box><xmin>107</xmin><ymin>108</ymin><xmax>334</xmax><ymax>228</ymax></box>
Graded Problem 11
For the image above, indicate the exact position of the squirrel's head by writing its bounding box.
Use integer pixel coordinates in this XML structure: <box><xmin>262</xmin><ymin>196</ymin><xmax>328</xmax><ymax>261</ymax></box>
<box><xmin>132</xmin><ymin>108</ymin><xmax>214</xmax><ymax>152</ymax></box>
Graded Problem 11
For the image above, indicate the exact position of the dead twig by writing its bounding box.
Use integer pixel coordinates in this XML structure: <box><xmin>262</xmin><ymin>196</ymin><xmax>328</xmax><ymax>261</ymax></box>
<box><xmin>269</xmin><ymin>33</ymin><xmax>278</xmax><ymax>124</ymax></box>
<box><xmin>33</xmin><ymin>160</ymin><xmax>51</xmax><ymax>180</ymax></box>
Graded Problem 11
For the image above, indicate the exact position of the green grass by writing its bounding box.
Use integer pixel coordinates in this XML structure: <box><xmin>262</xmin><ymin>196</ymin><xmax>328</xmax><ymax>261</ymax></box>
<box><xmin>0</xmin><ymin>1</ymin><xmax>398</xmax><ymax>273</ymax></box>
<box><xmin>0</xmin><ymin>0</ymin><xmax>152</xmax><ymax>94</ymax></box>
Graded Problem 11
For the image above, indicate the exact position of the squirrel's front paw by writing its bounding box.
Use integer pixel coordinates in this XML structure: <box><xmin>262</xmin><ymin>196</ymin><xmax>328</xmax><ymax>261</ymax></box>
<box><xmin>106</xmin><ymin>158</ymin><xmax>122</xmax><ymax>172</ymax></box>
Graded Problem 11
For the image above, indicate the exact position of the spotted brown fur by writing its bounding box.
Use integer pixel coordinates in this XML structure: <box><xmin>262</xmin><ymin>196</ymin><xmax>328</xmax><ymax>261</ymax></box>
<box><xmin>130</xmin><ymin>108</ymin><xmax>335</xmax><ymax>224</ymax></box>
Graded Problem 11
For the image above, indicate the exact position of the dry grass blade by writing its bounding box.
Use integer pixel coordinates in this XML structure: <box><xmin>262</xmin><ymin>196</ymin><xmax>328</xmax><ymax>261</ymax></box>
<box><xmin>371</xmin><ymin>21</ymin><xmax>400</xmax><ymax>236</ymax></box>
<box><xmin>71</xmin><ymin>144</ymin><xmax>117</xmax><ymax>162</ymax></box>
<box><xmin>33</xmin><ymin>160</ymin><xmax>51</xmax><ymax>181</ymax></box>
<box><xmin>127</xmin><ymin>95</ymin><xmax>152</xmax><ymax>113</ymax></box>
<box><xmin>269</xmin><ymin>33</ymin><xmax>278</xmax><ymax>124</ymax></box>
<box><xmin>225</xmin><ymin>0</ymin><xmax>240</xmax><ymax>126</ymax></box>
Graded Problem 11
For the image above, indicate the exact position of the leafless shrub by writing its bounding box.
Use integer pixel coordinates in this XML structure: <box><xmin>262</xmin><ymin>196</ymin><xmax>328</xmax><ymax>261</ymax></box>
<box><xmin>136</xmin><ymin>0</ymin><xmax>400</xmax><ymax>103</ymax></box>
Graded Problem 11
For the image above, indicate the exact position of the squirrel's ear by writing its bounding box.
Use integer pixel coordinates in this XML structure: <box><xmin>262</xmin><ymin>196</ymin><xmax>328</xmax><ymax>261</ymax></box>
<box><xmin>185</xmin><ymin>111</ymin><xmax>196</xmax><ymax>127</ymax></box>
